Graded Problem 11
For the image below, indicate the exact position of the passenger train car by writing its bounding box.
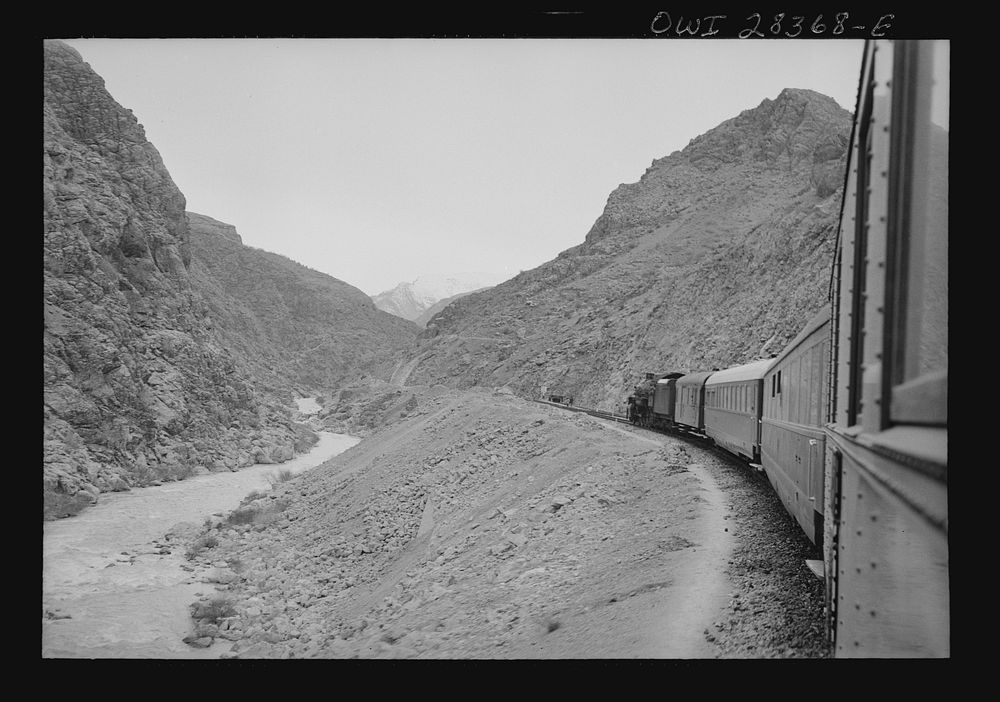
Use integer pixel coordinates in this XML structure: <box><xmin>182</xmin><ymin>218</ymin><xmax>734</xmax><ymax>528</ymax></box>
<box><xmin>704</xmin><ymin>358</ymin><xmax>773</xmax><ymax>464</ymax></box>
<box><xmin>623</xmin><ymin>40</ymin><xmax>948</xmax><ymax>657</ymax></box>
<box><xmin>672</xmin><ymin>371</ymin><xmax>712</xmax><ymax>432</ymax></box>
<box><xmin>762</xmin><ymin>309</ymin><xmax>831</xmax><ymax>547</ymax></box>
<box><xmin>823</xmin><ymin>39</ymin><xmax>948</xmax><ymax>657</ymax></box>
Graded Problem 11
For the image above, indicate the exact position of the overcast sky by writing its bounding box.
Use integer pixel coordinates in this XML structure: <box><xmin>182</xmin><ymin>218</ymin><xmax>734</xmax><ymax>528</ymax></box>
<box><xmin>60</xmin><ymin>39</ymin><xmax>864</xmax><ymax>296</ymax></box>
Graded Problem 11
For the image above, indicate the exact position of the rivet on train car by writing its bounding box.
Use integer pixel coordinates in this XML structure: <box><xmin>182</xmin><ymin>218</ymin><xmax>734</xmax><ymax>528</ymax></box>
<box><xmin>855</xmin><ymin>603</ymin><xmax>860</xmax><ymax>610</ymax></box>
<box><xmin>870</xmin><ymin>562</ymin><xmax>877</xmax><ymax>569</ymax></box>
<box><xmin>870</xmin><ymin>515</ymin><xmax>877</xmax><ymax>522</ymax></box>
<box><xmin>870</xmin><ymin>610</ymin><xmax>877</xmax><ymax>617</ymax></box>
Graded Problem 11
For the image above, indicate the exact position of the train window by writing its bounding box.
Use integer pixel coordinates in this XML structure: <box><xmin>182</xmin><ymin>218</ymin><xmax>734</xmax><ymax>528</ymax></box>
<box><xmin>777</xmin><ymin>370</ymin><xmax>782</xmax><ymax>394</ymax></box>
<box><xmin>886</xmin><ymin>41</ymin><xmax>948</xmax><ymax>427</ymax></box>
<box><xmin>811</xmin><ymin>343</ymin><xmax>824</xmax><ymax>426</ymax></box>
<box><xmin>789</xmin><ymin>360</ymin><xmax>798</xmax><ymax>420</ymax></box>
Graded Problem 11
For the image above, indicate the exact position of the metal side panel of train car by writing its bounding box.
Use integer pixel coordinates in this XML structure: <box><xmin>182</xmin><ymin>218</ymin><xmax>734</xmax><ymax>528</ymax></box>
<box><xmin>704</xmin><ymin>359</ymin><xmax>773</xmax><ymax>462</ymax></box>
<box><xmin>824</xmin><ymin>40</ymin><xmax>948</xmax><ymax>657</ymax></box>
<box><xmin>673</xmin><ymin>371</ymin><xmax>713</xmax><ymax>431</ymax></box>
<box><xmin>826</xmin><ymin>431</ymin><xmax>948</xmax><ymax>657</ymax></box>
<box><xmin>761</xmin><ymin>310</ymin><xmax>831</xmax><ymax>545</ymax></box>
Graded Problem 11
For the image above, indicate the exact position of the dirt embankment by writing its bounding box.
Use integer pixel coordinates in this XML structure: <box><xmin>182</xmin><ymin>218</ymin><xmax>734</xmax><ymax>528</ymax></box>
<box><xmin>183</xmin><ymin>387</ymin><xmax>827</xmax><ymax>658</ymax></box>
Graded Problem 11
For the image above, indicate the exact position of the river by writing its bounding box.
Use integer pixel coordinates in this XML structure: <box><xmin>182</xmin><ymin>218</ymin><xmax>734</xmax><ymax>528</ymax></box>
<box><xmin>42</xmin><ymin>400</ymin><xmax>359</xmax><ymax>659</ymax></box>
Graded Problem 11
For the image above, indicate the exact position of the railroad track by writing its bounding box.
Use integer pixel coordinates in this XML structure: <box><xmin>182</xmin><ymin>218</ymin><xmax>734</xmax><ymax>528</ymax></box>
<box><xmin>534</xmin><ymin>399</ymin><xmax>735</xmax><ymax>455</ymax></box>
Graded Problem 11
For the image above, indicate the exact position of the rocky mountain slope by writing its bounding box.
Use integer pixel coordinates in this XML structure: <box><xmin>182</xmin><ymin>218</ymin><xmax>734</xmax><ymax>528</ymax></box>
<box><xmin>409</xmin><ymin>89</ymin><xmax>852</xmax><ymax>410</ymax></box>
<box><xmin>372</xmin><ymin>273</ymin><xmax>504</xmax><ymax>324</ymax></box>
<box><xmin>179</xmin><ymin>389</ymin><xmax>826</xmax><ymax>658</ymax></box>
<box><xmin>413</xmin><ymin>288</ymin><xmax>490</xmax><ymax>328</ymax></box>
<box><xmin>42</xmin><ymin>41</ymin><xmax>417</xmax><ymax>518</ymax></box>
<box><xmin>187</xmin><ymin>212</ymin><xmax>418</xmax><ymax>394</ymax></box>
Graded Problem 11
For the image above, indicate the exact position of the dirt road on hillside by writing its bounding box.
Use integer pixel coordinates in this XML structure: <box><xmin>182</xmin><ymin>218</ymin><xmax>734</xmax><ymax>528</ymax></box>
<box><xmin>182</xmin><ymin>388</ymin><xmax>827</xmax><ymax>659</ymax></box>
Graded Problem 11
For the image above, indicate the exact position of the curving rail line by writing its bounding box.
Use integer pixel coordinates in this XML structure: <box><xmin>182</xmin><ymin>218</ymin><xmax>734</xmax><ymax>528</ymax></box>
<box><xmin>533</xmin><ymin>399</ymin><xmax>718</xmax><ymax>452</ymax></box>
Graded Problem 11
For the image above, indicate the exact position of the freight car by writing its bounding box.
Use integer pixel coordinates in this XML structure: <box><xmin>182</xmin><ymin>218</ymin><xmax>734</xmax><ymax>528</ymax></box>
<box><xmin>613</xmin><ymin>40</ymin><xmax>948</xmax><ymax>657</ymax></box>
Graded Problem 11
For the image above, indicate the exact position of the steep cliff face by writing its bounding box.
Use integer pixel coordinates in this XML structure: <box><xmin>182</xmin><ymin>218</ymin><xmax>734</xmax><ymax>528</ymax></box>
<box><xmin>43</xmin><ymin>41</ymin><xmax>403</xmax><ymax>518</ymax></box>
<box><xmin>187</xmin><ymin>212</ymin><xmax>419</xmax><ymax>394</ymax></box>
<box><xmin>410</xmin><ymin>89</ymin><xmax>852</xmax><ymax>409</ymax></box>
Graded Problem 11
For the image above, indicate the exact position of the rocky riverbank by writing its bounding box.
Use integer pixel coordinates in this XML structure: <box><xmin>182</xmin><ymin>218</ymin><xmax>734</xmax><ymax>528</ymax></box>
<box><xmin>181</xmin><ymin>388</ymin><xmax>827</xmax><ymax>658</ymax></box>
<box><xmin>43</xmin><ymin>41</ymin><xmax>416</xmax><ymax>520</ymax></box>
<box><xmin>42</xmin><ymin>429</ymin><xmax>359</xmax><ymax>659</ymax></box>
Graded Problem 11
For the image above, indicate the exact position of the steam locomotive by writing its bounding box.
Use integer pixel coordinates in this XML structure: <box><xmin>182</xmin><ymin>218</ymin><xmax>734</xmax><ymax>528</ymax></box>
<box><xmin>624</xmin><ymin>40</ymin><xmax>948</xmax><ymax>657</ymax></box>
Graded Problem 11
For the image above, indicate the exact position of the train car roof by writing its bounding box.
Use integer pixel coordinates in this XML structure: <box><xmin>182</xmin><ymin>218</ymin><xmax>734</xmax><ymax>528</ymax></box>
<box><xmin>765</xmin><ymin>307</ymin><xmax>832</xmax><ymax>371</ymax></box>
<box><xmin>675</xmin><ymin>371</ymin><xmax>714</xmax><ymax>387</ymax></box>
<box><xmin>656</xmin><ymin>375</ymin><xmax>683</xmax><ymax>385</ymax></box>
<box><xmin>705</xmin><ymin>358</ymin><xmax>775</xmax><ymax>385</ymax></box>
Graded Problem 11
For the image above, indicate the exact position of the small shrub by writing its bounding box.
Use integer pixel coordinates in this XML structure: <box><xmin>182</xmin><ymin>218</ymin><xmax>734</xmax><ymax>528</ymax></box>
<box><xmin>266</xmin><ymin>468</ymin><xmax>295</xmax><ymax>487</ymax></box>
<box><xmin>225</xmin><ymin>506</ymin><xmax>261</xmax><ymax>526</ymax></box>
<box><xmin>194</xmin><ymin>595</ymin><xmax>236</xmax><ymax>625</ymax></box>
<box><xmin>185</xmin><ymin>533</ymin><xmax>219</xmax><ymax>559</ymax></box>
